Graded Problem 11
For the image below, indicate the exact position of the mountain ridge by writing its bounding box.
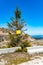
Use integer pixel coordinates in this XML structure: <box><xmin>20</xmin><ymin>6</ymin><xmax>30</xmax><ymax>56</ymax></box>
<box><xmin>32</xmin><ymin>35</ymin><xmax>43</xmax><ymax>40</ymax></box>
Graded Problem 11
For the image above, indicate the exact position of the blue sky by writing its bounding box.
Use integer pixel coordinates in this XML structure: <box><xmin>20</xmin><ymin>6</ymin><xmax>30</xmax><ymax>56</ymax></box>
<box><xmin>0</xmin><ymin>0</ymin><xmax>43</xmax><ymax>35</ymax></box>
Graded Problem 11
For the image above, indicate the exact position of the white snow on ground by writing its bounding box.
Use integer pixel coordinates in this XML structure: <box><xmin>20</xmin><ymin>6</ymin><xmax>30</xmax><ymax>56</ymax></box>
<box><xmin>0</xmin><ymin>47</ymin><xmax>21</xmax><ymax>54</ymax></box>
<box><xmin>27</xmin><ymin>46</ymin><xmax>43</xmax><ymax>54</ymax></box>
<box><xmin>18</xmin><ymin>57</ymin><xmax>43</xmax><ymax>65</ymax></box>
<box><xmin>0</xmin><ymin>59</ymin><xmax>7</xmax><ymax>65</ymax></box>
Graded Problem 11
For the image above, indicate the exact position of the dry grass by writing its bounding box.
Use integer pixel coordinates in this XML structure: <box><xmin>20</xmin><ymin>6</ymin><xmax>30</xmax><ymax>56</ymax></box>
<box><xmin>0</xmin><ymin>52</ymin><xmax>30</xmax><ymax>65</ymax></box>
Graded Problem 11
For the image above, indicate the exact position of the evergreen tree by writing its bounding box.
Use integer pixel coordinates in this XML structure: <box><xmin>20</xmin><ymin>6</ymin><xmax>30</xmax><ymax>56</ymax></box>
<box><xmin>7</xmin><ymin>8</ymin><xmax>27</xmax><ymax>47</ymax></box>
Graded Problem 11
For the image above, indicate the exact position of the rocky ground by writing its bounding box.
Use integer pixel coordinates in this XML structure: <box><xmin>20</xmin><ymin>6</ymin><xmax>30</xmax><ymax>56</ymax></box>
<box><xmin>19</xmin><ymin>57</ymin><xmax>43</xmax><ymax>65</ymax></box>
<box><xmin>0</xmin><ymin>52</ymin><xmax>30</xmax><ymax>65</ymax></box>
<box><xmin>0</xmin><ymin>52</ymin><xmax>43</xmax><ymax>65</ymax></box>
<box><xmin>19</xmin><ymin>53</ymin><xmax>43</xmax><ymax>65</ymax></box>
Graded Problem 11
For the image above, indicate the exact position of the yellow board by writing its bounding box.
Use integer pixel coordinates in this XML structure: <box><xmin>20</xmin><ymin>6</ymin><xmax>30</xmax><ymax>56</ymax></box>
<box><xmin>16</xmin><ymin>30</ymin><xmax>21</xmax><ymax>34</ymax></box>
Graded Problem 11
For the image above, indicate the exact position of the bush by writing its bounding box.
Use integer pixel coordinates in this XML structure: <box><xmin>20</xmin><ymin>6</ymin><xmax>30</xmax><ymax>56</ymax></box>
<box><xmin>24</xmin><ymin>40</ymin><xmax>32</xmax><ymax>47</ymax></box>
<box><xmin>20</xmin><ymin>40</ymin><xmax>31</xmax><ymax>50</ymax></box>
<box><xmin>6</xmin><ymin>42</ymin><xmax>10</xmax><ymax>48</ymax></box>
<box><xmin>1</xmin><ymin>46</ymin><xmax>6</xmax><ymax>48</ymax></box>
<box><xmin>15</xmin><ymin>47</ymin><xmax>27</xmax><ymax>52</ymax></box>
<box><xmin>6</xmin><ymin>42</ymin><xmax>16</xmax><ymax>48</ymax></box>
<box><xmin>23</xmin><ymin>47</ymin><xmax>27</xmax><ymax>52</ymax></box>
<box><xmin>15</xmin><ymin>48</ymin><xmax>22</xmax><ymax>52</ymax></box>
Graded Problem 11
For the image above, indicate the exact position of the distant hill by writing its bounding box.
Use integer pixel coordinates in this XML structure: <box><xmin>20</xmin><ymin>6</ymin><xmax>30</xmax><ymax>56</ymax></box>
<box><xmin>0</xmin><ymin>28</ymin><xmax>35</xmax><ymax>40</ymax></box>
<box><xmin>0</xmin><ymin>28</ymin><xmax>37</xmax><ymax>47</ymax></box>
<box><xmin>0</xmin><ymin>28</ymin><xmax>15</xmax><ymax>34</ymax></box>
<box><xmin>32</xmin><ymin>35</ymin><xmax>43</xmax><ymax>40</ymax></box>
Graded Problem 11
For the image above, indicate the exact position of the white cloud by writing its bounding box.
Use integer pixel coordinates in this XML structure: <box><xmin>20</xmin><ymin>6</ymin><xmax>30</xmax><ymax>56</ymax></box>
<box><xmin>25</xmin><ymin>26</ymin><xmax>43</xmax><ymax>35</ymax></box>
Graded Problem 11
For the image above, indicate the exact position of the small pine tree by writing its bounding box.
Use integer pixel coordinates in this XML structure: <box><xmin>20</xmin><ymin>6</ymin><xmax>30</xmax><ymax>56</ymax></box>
<box><xmin>7</xmin><ymin>8</ymin><xmax>27</xmax><ymax>47</ymax></box>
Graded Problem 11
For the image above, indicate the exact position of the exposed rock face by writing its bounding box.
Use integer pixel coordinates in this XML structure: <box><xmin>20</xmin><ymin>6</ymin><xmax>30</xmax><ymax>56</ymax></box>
<box><xmin>0</xmin><ymin>28</ymin><xmax>10</xmax><ymax>47</ymax></box>
<box><xmin>28</xmin><ymin>35</ymin><xmax>35</xmax><ymax>41</ymax></box>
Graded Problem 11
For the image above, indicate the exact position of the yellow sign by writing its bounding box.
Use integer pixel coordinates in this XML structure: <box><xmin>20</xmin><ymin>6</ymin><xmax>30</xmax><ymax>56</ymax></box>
<box><xmin>16</xmin><ymin>30</ymin><xmax>21</xmax><ymax>34</ymax></box>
